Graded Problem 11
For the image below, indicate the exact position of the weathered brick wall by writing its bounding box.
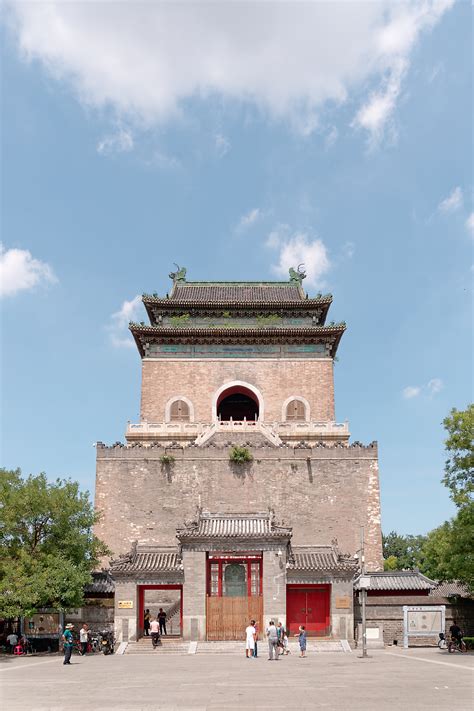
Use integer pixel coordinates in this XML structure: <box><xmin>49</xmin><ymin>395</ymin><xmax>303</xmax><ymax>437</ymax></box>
<box><xmin>95</xmin><ymin>441</ymin><xmax>382</xmax><ymax>570</ymax></box>
<box><xmin>140</xmin><ymin>358</ymin><xmax>335</xmax><ymax>422</ymax></box>
<box><xmin>354</xmin><ymin>595</ymin><xmax>474</xmax><ymax>646</ymax></box>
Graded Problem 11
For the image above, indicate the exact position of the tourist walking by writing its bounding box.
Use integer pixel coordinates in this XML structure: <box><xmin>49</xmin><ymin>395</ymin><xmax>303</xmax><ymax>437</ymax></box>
<box><xmin>295</xmin><ymin>625</ymin><xmax>307</xmax><ymax>657</ymax></box>
<box><xmin>79</xmin><ymin>623</ymin><xmax>89</xmax><ymax>655</ymax></box>
<box><xmin>144</xmin><ymin>609</ymin><xmax>151</xmax><ymax>636</ymax></box>
<box><xmin>245</xmin><ymin>619</ymin><xmax>256</xmax><ymax>658</ymax></box>
<box><xmin>158</xmin><ymin>607</ymin><xmax>167</xmax><ymax>635</ymax></box>
<box><xmin>150</xmin><ymin>617</ymin><xmax>160</xmax><ymax>649</ymax></box>
<box><xmin>266</xmin><ymin>620</ymin><xmax>279</xmax><ymax>660</ymax></box>
<box><xmin>276</xmin><ymin>622</ymin><xmax>285</xmax><ymax>657</ymax></box>
<box><xmin>62</xmin><ymin>623</ymin><xmax>74</xmax><ymax>665</ymax></box>
<box><xmin>254</xmin><ymin>621</ymin><xmax>259</xmax><ymax>658</ymax></box>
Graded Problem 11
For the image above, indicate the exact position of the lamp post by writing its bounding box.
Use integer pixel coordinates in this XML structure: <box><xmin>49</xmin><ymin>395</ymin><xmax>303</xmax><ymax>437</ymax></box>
<box><xmin>358</xmin><ymin>526</ymin><xmax>370</xmax><ymax>659</ymax></box>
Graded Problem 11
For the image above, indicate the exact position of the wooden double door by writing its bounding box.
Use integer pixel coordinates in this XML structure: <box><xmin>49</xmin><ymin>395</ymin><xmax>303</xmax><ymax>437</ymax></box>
<box><xmin>286</xmin><ymin>585</ymin><xmax>331</xmax><ymax>636</ymax></box>
<box><xmin>206</xmin><ymin>596</ymin><xmax>263</xmax><ymax>640</ymax></box>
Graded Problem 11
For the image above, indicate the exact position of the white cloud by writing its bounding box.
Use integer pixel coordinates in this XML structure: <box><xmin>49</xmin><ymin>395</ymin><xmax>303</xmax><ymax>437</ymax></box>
<box><xmin>108</xmin><ymin>295</ymin><xmax>143</xmax><ymax>348</ymax></box>
<box><xmin>6</xmin><ymin>1</ymin><xmax>453</xmax><ymax>139</ymax></box>
<box><xmin>342</xmin><ymin>241</ymin><xmax>355</xmax><ymax>259</ymax></box>
<box><xmin>353</xmin><ymin>0</ymin><xmax>454</xmax><ymax>143</ymax></box>
<box><xmin>438</xmin><ymin>186</ymin><xmax>463</xmax><ymax>213</ymax></box>
<box><xmin>402</xmin><ymin>386</ymin><xmax>422</xmax><ymax>399</ymax></box>
<box><xmin>428</xmin><ymin>61</ymin><xmax>444</xmax><ymax>83</ymax></box>
<box><xmin>215</xmin><ymin>133</ymin><xmax>231</xmax><ymax>157</ymax></box>
<box><xmin>146</xmin><ymin>150</ymin><xmax>181</xmax><ymax>170</ymax></box>
<box><xmin>402</xmin><ymin>378</ymin><xmax>443</xmax><ymax>399</ymax></box>
<box><xmin>0</xmin><ymin>244</ymin><xmax>57</xmax><ymax>297</ymax></box>
<box><xmin>237</xmin><ymin>208</ymin><xmax>261</xmax><ymax>232</ymax></box>
<box><xmin>353</xmin><ymin>59</ymin><xmax>406</xmax><ymax>145</ymax></box>
<box><xmin>465</xmin><ymin>212</ymin><xmax>474</xmax><ymax>236</ymax></box>
<box><xmin>427</xmin><ymin>378</ymin><xmax>443</xmax><ymax>394</ymax></box>
<box><xmin>97</xmin><ymin>127</ymin><xmax>134</xmax><ymax>156</ymax></box>
<box><xmin>266</xmin><ymin>227</ymin><xmax>330</xmax><ymax>288</ymax></box>
<box><xmin>324</xmin><ymin>126</ymin><xmax>339</xmax><ymax>149</ymax></box>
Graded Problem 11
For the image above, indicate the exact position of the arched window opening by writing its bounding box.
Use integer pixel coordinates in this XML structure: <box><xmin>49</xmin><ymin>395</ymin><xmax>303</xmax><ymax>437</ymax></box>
<box><xmin>169</xmin><ymin>399</ymin><xmax>190</xmax><ymax>422</ymax></box>
<box><xmin>217</xmin><ymin>386</ymin><xmax>259</xmax><ymax>421</ymax></box>
<box><xmin>286</xmin><ymin>399</ymin><xmax>306</xmax><ymax>421</ymax></box>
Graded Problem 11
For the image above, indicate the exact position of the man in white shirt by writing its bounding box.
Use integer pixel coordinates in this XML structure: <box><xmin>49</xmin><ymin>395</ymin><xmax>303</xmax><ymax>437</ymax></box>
<box><xmin>245</xmin><ymin>619</ymin><xmax>256</xmax><ymax>658</ymax></box>
<box><xmin>7</xmin><ymin>632</ymin><xmax>18</xmax><ymax>654</ymax></box>
<box><xmin>79</xmin><ymin>624</ymin><xmax>89</xmax><ymax>655</ymax></box>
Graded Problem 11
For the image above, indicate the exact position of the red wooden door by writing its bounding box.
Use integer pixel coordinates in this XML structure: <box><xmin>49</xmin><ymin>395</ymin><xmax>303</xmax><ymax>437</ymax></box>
<box><xmin>286</xmin><ymin>586</ymin><xmax>331</xmax><ymax>636</ymax></box>
<box><xmin>306</xmin><ymin>589</ymin><xmax>330</xmax><ymax>635</ymax></box>
<box><xmin>287</xmin><ymin>589</ymin><xmax>306</xmax><ymax>631</ymax></box>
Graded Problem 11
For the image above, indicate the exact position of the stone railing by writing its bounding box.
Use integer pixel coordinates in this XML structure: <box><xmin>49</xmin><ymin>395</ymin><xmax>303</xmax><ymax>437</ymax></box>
<box><xmin>126</xmin><ymin>421</ymin><xmax>205</xmax><ymax>441</ymax></box>
<box><xmin>276</xmin><ymin>421</ymin><xmax>350</xmax><ymax>440</ymax></box>
<box><xmin>126</xmin><ymin>419</ymin><xmax>349</xmax><ymax>443</ymax></box>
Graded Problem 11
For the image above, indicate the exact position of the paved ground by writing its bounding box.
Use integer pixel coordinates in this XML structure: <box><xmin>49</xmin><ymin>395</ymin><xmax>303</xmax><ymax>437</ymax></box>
<box><xmin>1</xmin><ymin>647</ymin><xmax>472</xmax><ymax>710</ymax></box>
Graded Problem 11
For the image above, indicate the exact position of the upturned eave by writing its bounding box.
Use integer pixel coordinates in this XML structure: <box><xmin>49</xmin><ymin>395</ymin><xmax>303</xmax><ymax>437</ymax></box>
<box><xmin>129</xmin><ymin>323</ymin><xmax>346</xmax><ymax>359</ymax></box>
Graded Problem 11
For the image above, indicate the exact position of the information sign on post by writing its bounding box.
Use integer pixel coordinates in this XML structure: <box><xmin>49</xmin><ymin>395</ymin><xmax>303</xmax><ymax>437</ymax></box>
<box><xmin>403</xmin><ymin>606</ymin><xmax>445</xmax><ymax>649</ymax></box>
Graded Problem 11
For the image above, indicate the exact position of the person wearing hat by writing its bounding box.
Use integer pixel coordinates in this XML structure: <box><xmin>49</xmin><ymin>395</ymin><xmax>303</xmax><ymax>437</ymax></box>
<box><xmin>62</xmin><ymin>623</ymin><xmax>74</xmax><ymax>665</ymax></box>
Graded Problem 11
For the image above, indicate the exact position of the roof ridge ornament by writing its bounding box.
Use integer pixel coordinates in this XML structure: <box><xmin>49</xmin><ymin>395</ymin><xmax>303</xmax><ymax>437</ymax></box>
<box><xmin>289</xmin><ymin>264</ymin><xmax>306</xmax><ymax>283</ymax></box>
<box><xmin>169</xmin><ymin>263</ymin><xmax>187</xmax><ymax>283</ymax></box>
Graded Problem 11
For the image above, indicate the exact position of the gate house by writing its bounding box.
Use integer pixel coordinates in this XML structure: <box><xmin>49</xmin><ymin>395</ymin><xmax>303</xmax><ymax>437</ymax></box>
<box><xmin>95</xmin><ymin>268</ymin><xmax>382</xmax><ymax>642</ymax></box>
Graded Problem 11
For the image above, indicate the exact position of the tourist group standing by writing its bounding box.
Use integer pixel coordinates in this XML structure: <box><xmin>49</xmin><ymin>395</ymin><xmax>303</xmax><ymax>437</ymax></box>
<box><xmin>245</xmin><ymin>620</ymin><xmax>298</xmax><ymax>659</ymax></box>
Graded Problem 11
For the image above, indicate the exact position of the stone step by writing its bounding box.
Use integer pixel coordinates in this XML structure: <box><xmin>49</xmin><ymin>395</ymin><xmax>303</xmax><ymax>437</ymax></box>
<box><xmin>126</xmin><ymin>639</ymin><xmax>350</xmax><ymax>655</ymax></box>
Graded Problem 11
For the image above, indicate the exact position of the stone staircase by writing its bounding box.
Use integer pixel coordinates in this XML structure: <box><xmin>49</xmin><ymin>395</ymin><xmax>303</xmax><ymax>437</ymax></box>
<box><xmin>125</xmin><ymin>638</ymin><xmax>350</xmax><ymax>655</ymax></box>
<box><xmin>126</xmin><ymin>636</ymin><xmax>189</xmax><ymax>654</ymax></box>
<box><xmin>163</xmin><ymin>601</ymin><xmax>181</xmax><ymax>635</ymax></box>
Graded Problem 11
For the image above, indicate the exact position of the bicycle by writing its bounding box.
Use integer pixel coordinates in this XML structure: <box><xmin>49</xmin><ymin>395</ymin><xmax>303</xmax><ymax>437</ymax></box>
<box><xmin>448</xmin><ymin>637</ymin><xmax>467</xmax><ymax>654</ymax></box>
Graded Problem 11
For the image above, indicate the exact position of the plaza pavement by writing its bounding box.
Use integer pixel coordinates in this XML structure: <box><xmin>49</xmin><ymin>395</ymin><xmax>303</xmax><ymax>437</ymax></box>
<box><xmin>1</xmin><ymin>646</ymin><xmax>472</xmax><ymax>711</ymax></box>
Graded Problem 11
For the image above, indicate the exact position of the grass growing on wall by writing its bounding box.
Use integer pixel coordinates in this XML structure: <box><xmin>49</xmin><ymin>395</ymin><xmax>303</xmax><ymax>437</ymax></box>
<box><xmin>229</xmin><ymin>446</ymin><xmax>253</xmax><ymax>464</ymax></box>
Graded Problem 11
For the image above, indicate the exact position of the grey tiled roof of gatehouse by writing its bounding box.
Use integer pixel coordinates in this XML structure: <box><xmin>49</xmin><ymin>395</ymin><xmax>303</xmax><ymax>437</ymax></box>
<box><xmin>84</xmin><ymin>571</ymin><xmax>115</xmax><ymax>594</ymax></box>
<box><xmin>177</xmin><ymin>511</ymin><xmax>292</xmax><ymax>540</ymax></box>
<box><xmin>110</xmin><ymin>545</ymin><xmax>183</xmax><ymax>575</ymax></box>
<box><xmin>430</xmin><ymin>581</ymin><xmax>471</xmax><ymax>598</ymax></box>
<box><xmin>288</xmin><ymin>546</ymin><xmax>359</xmax><ymax>573</ymax></box>
<box><xmin>353</xmin><ymin>571</ymin><xmax>436</xmax><ymax>591</ymax></box>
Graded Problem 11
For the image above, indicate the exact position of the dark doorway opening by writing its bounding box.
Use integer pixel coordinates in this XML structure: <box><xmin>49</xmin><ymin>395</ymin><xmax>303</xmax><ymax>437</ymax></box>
<box><xmin>217</xmin><ymin>387</ymin><xmax>259</xmax><ymax>421</ymax></box>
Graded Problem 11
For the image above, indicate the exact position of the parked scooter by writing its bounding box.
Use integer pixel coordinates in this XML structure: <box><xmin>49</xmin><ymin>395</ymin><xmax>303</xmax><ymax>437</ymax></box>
<box><xmin>100</xmin><ymin>630</ymin><xmax>115</xmax><ymax>655</ymax></box>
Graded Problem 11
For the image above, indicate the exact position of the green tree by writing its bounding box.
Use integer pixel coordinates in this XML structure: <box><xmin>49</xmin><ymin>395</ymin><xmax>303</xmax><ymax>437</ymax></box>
<box><xmin>0</xmin><ymin>468</ymin><xmax>109</xmax><ymax>618</ymax></box>
<box><xmin>421</xmin><ymin>502</ymin><xmax>474</xmax><ymax>593</ymax></box>
<box><xmin>442</xmin><ymin>405</ymin><xmax>474</xmax><ymax>506</ymax></box>
<box><xmin>382</xmin><ymin>531</ymin><xmax>427</xmax><ymax>571</ymax></box>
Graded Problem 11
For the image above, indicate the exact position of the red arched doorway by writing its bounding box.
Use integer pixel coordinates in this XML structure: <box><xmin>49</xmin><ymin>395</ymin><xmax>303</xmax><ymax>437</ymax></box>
<box><xmin>217</xmin><ymin>385</ymin><xmax>259</xmax><ymax>421</ymax></box>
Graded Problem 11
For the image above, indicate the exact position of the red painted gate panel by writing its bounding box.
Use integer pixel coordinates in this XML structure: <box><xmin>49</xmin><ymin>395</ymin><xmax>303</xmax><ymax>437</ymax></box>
<box><xmin>286</xmin><ymin>585</ymin><xmax>331</xmax><ymax>636</ymax></box>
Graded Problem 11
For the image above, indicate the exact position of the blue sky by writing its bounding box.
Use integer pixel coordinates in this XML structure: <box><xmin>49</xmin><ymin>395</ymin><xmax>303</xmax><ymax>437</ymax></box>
<box><xmin>1</xmin><ymin>1</ymin><xmax>472</xmax><ymax>536</ymax></box>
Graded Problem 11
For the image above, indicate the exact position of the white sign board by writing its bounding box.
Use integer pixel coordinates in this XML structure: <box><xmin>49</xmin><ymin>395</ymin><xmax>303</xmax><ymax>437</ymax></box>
<box><xmin>403</xmin><ymin>606</ymin><xmax>445</xmax><ymax>649</ymax></box>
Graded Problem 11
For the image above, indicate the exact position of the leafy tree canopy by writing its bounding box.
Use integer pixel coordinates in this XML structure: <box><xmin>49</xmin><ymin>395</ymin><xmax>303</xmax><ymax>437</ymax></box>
<box><xmin>0</xmin><ymin>468</ymin><xmax>109</xmax><ymax>618</ymax></box>
<box><xmin>442</xmin><ymin>404</ymin><xmax>474</xmax><ymax>507</ymax></box>
<box><xmin>382</xmin><ymin>531</ymin><xmax>427</xmax><ymax>571</ymax></box>
<box><xmin>421</xmin><ymin>502</ymin><xmax>474</xmax><ymax>593</ymax></box>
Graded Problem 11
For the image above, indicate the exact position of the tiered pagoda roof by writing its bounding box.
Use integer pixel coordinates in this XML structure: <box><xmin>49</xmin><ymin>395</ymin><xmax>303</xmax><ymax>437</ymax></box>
<box><xmin>131</xmin><ymin>267</ymin><xmax>346</xmax><ymax>358</ymax></box>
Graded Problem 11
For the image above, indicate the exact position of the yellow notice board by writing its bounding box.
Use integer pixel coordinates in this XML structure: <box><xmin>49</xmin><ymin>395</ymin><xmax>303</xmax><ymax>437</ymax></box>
<box><xmin>118</xmin><ymin>600</ymin><xmax>134</xmax><ymax>609</ymax></box>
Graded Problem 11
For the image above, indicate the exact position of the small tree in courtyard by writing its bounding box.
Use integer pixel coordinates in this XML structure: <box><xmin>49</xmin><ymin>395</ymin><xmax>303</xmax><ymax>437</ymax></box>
<box><xmin>0</xmin><ymin>468</ymin><xmax>109</xmax><ymax>618</ymax></box>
